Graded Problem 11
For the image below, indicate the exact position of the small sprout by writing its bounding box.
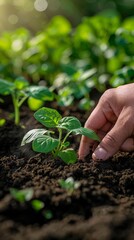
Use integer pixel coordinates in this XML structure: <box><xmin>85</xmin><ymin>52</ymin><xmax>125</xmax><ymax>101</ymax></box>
<box><xmin>31</xmin><ymin>200</ymin><xmax>53</xmax><ymax>220</ymax></box>
<box><xmin>43</xmin><ymin>210</ymin><xmax>53</xmax><ymax>220</ymax></box>
<box><xmin>27</xmin><ymin>97</ymin><xmax>44</xmax><ymax>111</ymax></box>
<box><xmin>0</xmin><ymin>118</ymin><xmax>6</xmax><ymax>126</ymax></box>
<box><xmin>31</xmin><ymin>199</ymin><xmax>44</xmax><ymax>211</ymax></box>
<box><xmin>10</xmin><ymin>188</ymin><xmax>52</xmax><ymax>220</ymax></box>
<box><xmin>0</xmin><ymin>78</ymin><xmax>53</xmax><ymax>125</ymax></box>
<box><xmin>21</xmin><ymin>107</ymin><xmax>100</xmax><ymax>164</ymax></box>
<box><xmin>10</xmin><ymin>188</ymin><xmax>33</xmax><ymax>203</ymax></box>
<box><xmin>59</xmin><ymin>177</ymin><xmax>80</xmax><ymax>195</ymax></box>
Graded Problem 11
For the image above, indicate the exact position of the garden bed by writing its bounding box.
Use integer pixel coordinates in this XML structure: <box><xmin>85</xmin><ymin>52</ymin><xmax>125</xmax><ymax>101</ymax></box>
<box><xmin>0</xmin><ymin>102</ymin><xmax>134</xmax><ymax>240</ymax></box>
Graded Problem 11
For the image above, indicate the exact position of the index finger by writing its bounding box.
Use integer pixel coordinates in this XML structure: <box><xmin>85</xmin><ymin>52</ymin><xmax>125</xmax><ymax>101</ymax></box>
<box><xmin>78</xmin><ymin>104</ymin><xmax>107</xmax><ymax>159</ymax></box>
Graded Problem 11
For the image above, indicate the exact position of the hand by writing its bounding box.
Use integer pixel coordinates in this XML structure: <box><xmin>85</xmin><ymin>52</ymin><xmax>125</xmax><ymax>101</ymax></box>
<box><xmin>78</xmin><ymin>83</ymin><xmax>134</xmax><ymax>160</ymax></box>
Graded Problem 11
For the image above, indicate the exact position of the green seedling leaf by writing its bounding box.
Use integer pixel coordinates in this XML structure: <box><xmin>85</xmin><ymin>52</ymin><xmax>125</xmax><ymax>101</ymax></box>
<box><xmin>59</xmin><ymin>177</ymin><xmax>80</xmax><ymax>194</ymax></box>
<box><xmin>59</xmin><ymin>177</ymin><xmax>80</xmax><ymax>189</ymax></box>
<box><xmin>0</xmin><ymin>79</ymin><xmax>54</xmax><ymax>125</ymax></box>
<box><xmin>32</xmin><ymin>135</ymin><xmax>59</xmax><ymax>153</ymax></box>
<box><xmin>72</xmin><ymin>127</ymin><xmax>100</xmax><ymax>141</ymax></box>
<box><xmin>14</xmin><ymin>77</ymin><xmax>29</xmax><ymax>90</ymax></box>
<box><xmin>43</xmin><ymin>210</ymin><xmax>53</xmax><ymax>220</ymax></box>
<box><xmin>34</xmin><ymin>107</ymin><xmax>62</xmax><ymax>128</ymax></box>
<box><xmin>58</xmin><ymin>116</ymin><xmax>81</xmax><ymax>131</ymax></box>
<box><xmin>31</xmin><ymin>199</ymin><xmax>44</xmax><ymax>211</ymax></box>
<box><xmin>21</xmin><ymin>128</ymin><xmax>49</xmax><ymax>146</ymax></box>
<box><xmin>78</xmin><ymin>98</ymin><xmax>95</xmax><ymax>111</ymax></box>
<box><xmin>27</xmin><ymin>86</ymin><xmax>54</xmax><ymax>101</ymax></box>
<box><xmin>79</xmin><ymin>68</ymin><xmax>96</xmax><ymax>81</ymax></box>
<box><xmin>10</xmin><ymin>188</ymin><xmax>33</xmax><ymax>203</ymax></box>
<box><xmin>0</xmin><ymin>118</ymin><xmax>6</xmax><ymax>126</ymax></box>
<box><xmin>22</xmin><ymin>107</ymin><xmax>100</xmax><ymax>164</ymax></box>
<box><xmin>0</xmin><ymin>78</ymin><xmax>14</xmax><ymax>95</ymax></box>
<box><xmin>62</xmin><ymin>141</ymin><xmax>70</xmax><ymax>148</ymax></box>
<box><xmin>58</xmin><ymin>148</ymin><xmax>77</xmax><ymax>164</ymax></box>
<box><xmin>28</xmin><ymin>97</ymin><xmax>44</xmax><ymax>111</ymax></box>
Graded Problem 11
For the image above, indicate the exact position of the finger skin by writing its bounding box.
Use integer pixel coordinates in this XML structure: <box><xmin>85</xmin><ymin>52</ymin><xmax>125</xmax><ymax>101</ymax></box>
<box><xmin>78</xmin><ymin>88</ymin><xmax>117</xmax><ymax>159</ymax></box>
<box><xmin>78</xmin><ymin>103</ymin><xmax>108</xmax><ymax>159</ymax></box>
<box><xmin>78</xmin><ymin>84</ymin><xmax>134</xmax><ymax>160</ymax></box>
<box><xmin>93</xmin><ymin>107</ymin><xmax>134</xmax><ymax>160</ymax></box>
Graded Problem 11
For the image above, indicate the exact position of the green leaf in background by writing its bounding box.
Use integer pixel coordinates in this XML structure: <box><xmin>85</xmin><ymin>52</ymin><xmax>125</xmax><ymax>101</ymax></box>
<box><xmin>72</xmin><ymin>127</ymin><xmax>100</xmax><ymax>141</ymax></box>
<box><xmin>0</xmin><ymin>78</ymin><xmax>14</xmax><ymax>95</ymax></box>
<box><xmin>59</xmin><ymin>177</ymin><xmax>80</xmax><ymax>191</ymax></box>
<box><xmin>46</xmin><ymin>15</ymin><xmax>71</xmax><ymax>36</ymax></box>
<box><xmin>21</xmin><ymin>129</ymin><xmax>49</xmax><ymax>146</ymax></box>
<box><xmin>0</xmin><ymin>118</ymin><xmax>6</xmax><ymax>126</ymax></box>
<box><xmin>123</xmin><ymin>17</ymin><xmax>134</xmax><ymax>31</ymax></box>
<box><xmin>58</xmin><ymin>149</ymin><xmax>77</xmax><ymax>164</ymax></box>
<box><xmin>27</xmin><ymin>86</ymin><xmax>54</xmax><ymax>101</ymax></box>
<box><xmin>79</xmin><ymin>68</ymin><xmax>97</xmax><ymax>81</ymax></box>
<box><xmin>14</xmin><ymin>77</ymin><xmax>29</xmax><ymax>90</ymax></box>
<box><xmin>10</xmin><ymin>188</ymin><xmax>33</xmax><ymax>203</ymax></box>
<box><xmin>31</xmin><ymin>199</ymin><xmax>44</xmax><ymax>211</ymax></box>
<box><xmin>32</xmin><ymin>135</ymin><xmax>59</xmax><ymax>153</ymax></box>
<box><xmin>58</xmin><ymin>116</ymin><xmax>81</xmax><ymax>131</ymax></box>
<box><xmin>110</xmin><ymin>66</ymin><xmax>134</xmax><ymax>87</ymax></box>
<box><xmin>28</xmin><ymin>97</ymin><xmax>44</xmax><ymax>111</ymax></box>
<box><xmin>78</xmin><ymin>98</ymin><xmax>95</xmax><ymax>111</ymax></box>
<box><xmin>34</xmin><ymin>107</ymin><xmax>62</xmax><ymax>128</ymax></box>
<box><xmin>43</xmin><ymin>210</ymin><xmax>53</xmax><ymax>220</ymax></box>
<box><xmin>56</xmin><ymin>85</ymin><xmax>74</xmax><ymax>107</ymax></box>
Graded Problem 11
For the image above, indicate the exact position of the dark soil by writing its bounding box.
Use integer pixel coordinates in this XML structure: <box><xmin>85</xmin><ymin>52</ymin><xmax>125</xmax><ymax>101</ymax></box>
<box><xmin>0</xmin><ymin>103</ymin><xmax>134</xmax><ymax>240</ymax></box>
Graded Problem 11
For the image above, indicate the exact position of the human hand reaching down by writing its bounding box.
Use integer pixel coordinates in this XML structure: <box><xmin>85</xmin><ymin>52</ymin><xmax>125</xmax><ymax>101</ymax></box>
<box><xmin>78</xmin><ymin>83</ymin><xmax>134</xmax><ymax>161</ymax></box>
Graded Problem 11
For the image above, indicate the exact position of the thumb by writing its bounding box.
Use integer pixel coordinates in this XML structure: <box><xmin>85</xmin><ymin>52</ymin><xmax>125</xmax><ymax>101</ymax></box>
<box><xmin>92</xmin><ymin>109</ymin><xmax>133</xmax><ymax>160</ymax></box>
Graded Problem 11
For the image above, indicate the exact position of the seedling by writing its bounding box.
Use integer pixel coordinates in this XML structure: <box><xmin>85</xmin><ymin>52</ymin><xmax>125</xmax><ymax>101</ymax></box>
<box><xmin>0</xmin><ymin>118</ymin><xmax>6</xmax><ymax>126</ymax></box>
<box><xmin>59</xmin><ymin>177</ymin><xmax>80</xmax><ymax>195</ymax></box>
<box><xmin>21</xmin><ymin>107</ymin><xmax>100</xmax><ymax>164</ymax></box>
<box><xmin>31</xmin><ymin>199</ymin><xmax>44</xmax><ymax>211</ymax></box>
<box><xmin>10</xmin><ymin>188</ymin><xmax>34</xmax><ymax>203</ymax></box>
<box><xmin>0</xmin><ymin>78</ymin><xmax>53</xmax><ymax>125</ymax></box>
<box><xmin>10</xmin><ymin>188</ymin><xmax>53</xmax><ymax>219</ymax></box>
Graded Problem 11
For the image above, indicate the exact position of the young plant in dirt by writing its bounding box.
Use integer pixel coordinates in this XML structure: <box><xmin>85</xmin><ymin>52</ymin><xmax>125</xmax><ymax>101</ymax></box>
<box><xmin>10</xmin><ymin>188</ymin><xmax>53</xmax><ymax>219</ymax></box>
<box><xmin>0</xmin><ymin>118</ymin><xmax>6</xmax><ymax>126</ymax></box>
<box><xmin>10</xmin><ymin>188</ymin><xmax>34</xmax><ymax>203</ymax></box>
<box><xmin>0</xmin><ymin>78</ymin><xmax>53</xmax><ymax>125</ymax></box>
<box><xmin>21</xmin><ymin>107</ymin><xmax>100</xmax><ymax>164</ymax></box>
<box><xmin>59</xmin><ymin>177</ymin><xmax>80</xmax><ymax>195</ymax></box>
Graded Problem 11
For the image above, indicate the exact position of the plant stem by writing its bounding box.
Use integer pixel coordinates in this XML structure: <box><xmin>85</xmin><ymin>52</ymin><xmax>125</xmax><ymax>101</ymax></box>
<box><xmin>59</xmin><ymin>131</ymin><xmax>72</xmax><ymax>151</ymax></box>
<box><xmin>12</xmin><ymin>93</ymin><xmax>20</xmax><ymax>125</ymax></box>
<box><xmin>53</xmin><ymin>128</ymin><xmax>62</xmax><ymax>157</ymax></box>
<box><xmin>18</xmin><ymin>95</ymin><xmax>28</xmax><ymax>108</ymax></box>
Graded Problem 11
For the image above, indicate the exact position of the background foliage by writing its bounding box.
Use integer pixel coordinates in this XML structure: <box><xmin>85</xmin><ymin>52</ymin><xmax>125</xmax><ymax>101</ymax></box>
<box><xmin>0</xmin><ymin>1</ymin><xmax>134</xmax><ymax>110</ymax></box>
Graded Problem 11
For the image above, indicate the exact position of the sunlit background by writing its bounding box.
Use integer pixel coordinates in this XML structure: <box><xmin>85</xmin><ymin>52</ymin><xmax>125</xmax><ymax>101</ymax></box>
<box><xmin>0</xmin><ymin>0</ymin><xmax>134</xmax><ymax>33</ymax></box>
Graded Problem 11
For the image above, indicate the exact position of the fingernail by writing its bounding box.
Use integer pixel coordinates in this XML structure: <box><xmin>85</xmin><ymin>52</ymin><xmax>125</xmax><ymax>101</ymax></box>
<box><xmin>92</xmin><ymin>147</ymin><xmax>107</xmax><ymax>160</ymax></box>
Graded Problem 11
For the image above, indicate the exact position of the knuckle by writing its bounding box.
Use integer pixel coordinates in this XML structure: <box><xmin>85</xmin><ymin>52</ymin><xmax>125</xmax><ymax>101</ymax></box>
<box><xmin>100</xmin><ymin>88</ymin><xmax>114</xmax><ymax>104</ymax></box>
<box><xmin>103</xmin><ymin>133</ymin><xmax>119</xmax><ymax>149</ymax></box>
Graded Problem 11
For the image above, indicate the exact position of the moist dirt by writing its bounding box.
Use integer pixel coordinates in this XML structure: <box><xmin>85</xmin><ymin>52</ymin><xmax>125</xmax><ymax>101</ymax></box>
<box><xmin>0</xmin><ymin>104</ymin><xmax>134</xmax><ymax>240</ymax></box>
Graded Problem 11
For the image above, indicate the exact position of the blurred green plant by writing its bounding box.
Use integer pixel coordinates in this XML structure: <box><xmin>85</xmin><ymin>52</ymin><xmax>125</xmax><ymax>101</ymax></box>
<box><xmin>0</xmin><ymin>77</ymin><xmax>53</xmax><ymax>125</ymax></box>
<box><xmin>10</xmin><ymin>187</ymin><xmax>53</xmax><ymax>219</ymax></box>
<box><xmin>0</xmin><ymin>14</ymin><xmax>134</xmax><ymax>110</ymax></box>
<box><xmin>59</xmin><ymin>177</ymin><xmax>80</xmax><ymax>195</ymax></box>
<box><xmin>0</xmin><ymin>118</ymin><xmax>6</xmax><ymax>127</ymax></box>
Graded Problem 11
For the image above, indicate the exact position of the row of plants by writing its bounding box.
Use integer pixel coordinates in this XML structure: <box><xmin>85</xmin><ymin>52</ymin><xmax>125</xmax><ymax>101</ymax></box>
<box><xmin>0</xmin><ymin>13</ymin><xmax>134</xmax><ymax>111</ymax></box>
<box><xmin>10</xmin><ymin>177</ymin><xmax>80</xmax><ymax>221</ymax></box>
